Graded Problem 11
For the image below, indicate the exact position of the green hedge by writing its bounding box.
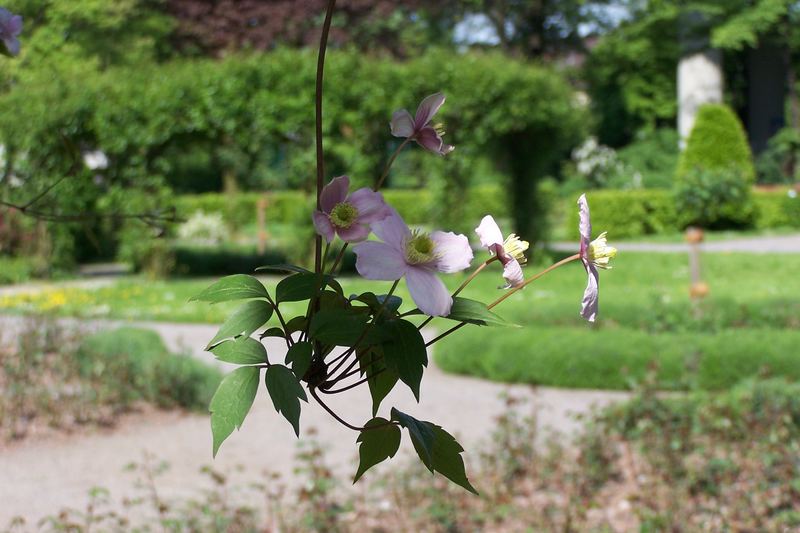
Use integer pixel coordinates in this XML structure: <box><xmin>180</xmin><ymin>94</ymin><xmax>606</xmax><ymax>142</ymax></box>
<box><xmin>174</xmin><ymin>184</ymin><xmax>508</xmax><ymax>230</ymax></box>
<box><xmin>562</xmin><ymin>188</ymin><xmax>799</xmax><ymax>239</ymax></box>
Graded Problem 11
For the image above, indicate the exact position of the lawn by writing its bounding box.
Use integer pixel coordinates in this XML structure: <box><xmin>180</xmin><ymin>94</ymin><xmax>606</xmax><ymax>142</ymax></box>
<box><xmin>0</xmin><ymin>251</ymin><xmax>797</xmax><ymax>390</ymax></box>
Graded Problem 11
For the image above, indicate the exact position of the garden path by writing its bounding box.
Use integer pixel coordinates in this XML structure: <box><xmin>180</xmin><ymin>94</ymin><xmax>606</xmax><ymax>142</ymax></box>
<box><xmin>0</xmin><ymin>315</ymin><xmax>629</xmax><ymax>525</ymax></box>
<box><xmin>552</xmin><ymin>232</ymin><xmax>800</xmax><ymax>254</ymax></box>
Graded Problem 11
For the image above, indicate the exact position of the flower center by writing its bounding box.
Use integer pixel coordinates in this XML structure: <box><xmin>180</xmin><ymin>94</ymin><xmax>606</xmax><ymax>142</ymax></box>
<box><xmin>503</xmin><ymin>234</ymin><xmax>529</xmax><ymax>264</ymax></box>
<box><xmin>329</xmin><ymin>202</ymin><xmax>358</xmax><ymax>228</ymax></box>
<box><xmin>405</xmin><ymin>231</ymin><xmax>437</xmax><ymax>265</ymax></box>
<box><xmin>587</xmin><ymin>232</ymin><xmax>617</xmax><ymax>269</ymax></box>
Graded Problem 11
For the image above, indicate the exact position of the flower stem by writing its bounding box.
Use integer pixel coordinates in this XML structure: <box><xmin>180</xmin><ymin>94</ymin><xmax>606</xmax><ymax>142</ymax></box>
<box><xmin>374</xmin><ymin>137</ymin><xmax>411</xmax><ymax>192</ymax></box>
<box><xmin>425</xmin><ymin>253</ymin><xmax>581</xmax><ymax>347</ymax></box>
<box><xmin>327</xmin><ymin>243</ymin><xmax>349</xmax><ymax>275</ymax></box>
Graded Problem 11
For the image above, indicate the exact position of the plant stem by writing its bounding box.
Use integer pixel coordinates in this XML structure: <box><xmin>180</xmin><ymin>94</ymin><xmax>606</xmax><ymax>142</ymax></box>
<box><xmin>374</xmin><ymin>138</ymin><xmax>411</xmax><ymax>192</ymax></box>
<box><xmin>327</xmin><ymin>243</ymin><xmax>348</xmax><ymax>275</ymax></box>
<box><xmin>425</xmin><ymin>253</ymin><xmax>582</xmax><ymax>347</ymax></box>
<box><xmin>310</xmin><ymin>387</ymin><xmax>399</xmax><ymax>431</ymax></box>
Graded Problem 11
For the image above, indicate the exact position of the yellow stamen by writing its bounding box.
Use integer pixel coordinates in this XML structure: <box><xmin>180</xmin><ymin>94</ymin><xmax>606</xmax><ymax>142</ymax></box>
<box><xmin>503</xmin><ymin>234</ymin><xmax>529</xmax><ymax>265</ymax></box>
<box><xmin>588</xmin><ymin>232</ymin><xmax>617</xmax><ymax>269</ymax></box>
<box><xmin>405</xmin><ymin>230</ymin><xmax>438</xmax><ymax>265</ymax></box>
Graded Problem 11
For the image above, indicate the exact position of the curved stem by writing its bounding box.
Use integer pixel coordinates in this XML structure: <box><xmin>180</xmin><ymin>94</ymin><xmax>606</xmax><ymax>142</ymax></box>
<box><xmin>327</xmin><ymin>243</ymin><xmax>348</xmax><ymax>275</ymax></box>
<box><xmin>310</xmin><ymin>387</ymin><xmax>399</xmax><ymax>431</ymax></box>
<box><xmin>374</xmin><ymin>138</ymin><xmax>411</xmax><ymax>192</ymax></box>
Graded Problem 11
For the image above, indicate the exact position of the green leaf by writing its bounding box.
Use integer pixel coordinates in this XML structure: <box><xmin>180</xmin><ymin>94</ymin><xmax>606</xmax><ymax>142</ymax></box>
<box><xmin>255</xmin><ymin>264</ymin><xmax>311</xmax><ymax>274</ymax></box>
<box><xmin>210</xmin><ymin>337</ymin><xmax>267</xmax><ymax>365</ymax></box>
<box><xmin>210</xmin><ymin>366</ymin><xmax>260</xmax><ymax>457</ymax></box>
<box><xmin>391</xmin><ymin>408</ymin><xmax>478</xmax><ymax>494</ymax></box>
<box><xmin>284</xmin><ymin>316</ymin><xmax>308</xmax><ymax>334</ymax></box>
<box><xmin>260</xmin><ymin>327</ymin><xmax>285</xmax><ymax>339</ymax></box>
<box><xmin>446</xmin><ymin>297</ymin><xmax>516</xmax><ymax>327</ymax></box>
<box><xmin>309</xmin><ymin>309</ymin><xmax>370</xmax><ymax>346</ymax></box>
<box><xmin>362</xmin><ymin>347</ymin><xmax>398</xmax><ymax>417</ymax></box>
<box><xmin>353</xmin><ymin>418</ymin><xmax>401</xmax><ymax>483</ymax></box>
<box><xmin>191</xmin><ymin>274</ymin><xmax>269</xmax><ymax>304</ymax></box>
<box><xmin>352</xmin><ymin>292</ymin><xmax>403</xmax><ymax>315</ymax></box>
<box><xmin>264</xmin><ymin>365</ymin><xmax>307</xmax><ymax>436</ymax></box>
<box><xmin>285</xmin><ymin>341</ymin><xmax>313</xmax><ymax>379</ymax></box>
<box><xmin>276</xmin><ymin>273</ymin><xmax>344</xmax><ymax>304</ymax></box>
<box><xmin>380</xmin><ymin>319</ymin><xmax>428</xmax><ymax>401</ymax></box>
<box><xmin>207</xmin><ymin>300</ymin><xmax>273</xmax><ymax>349</ymax></box>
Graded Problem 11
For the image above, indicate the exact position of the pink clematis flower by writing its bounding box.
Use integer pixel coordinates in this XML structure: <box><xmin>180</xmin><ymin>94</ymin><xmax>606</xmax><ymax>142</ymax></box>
<box><xmin>578</xmin><ymin>194</ymin><xmax>617</xmax><ymax>322</ymax></box>
<box><xmin>475</xmin><ymin>215</ymin><xmax>529</xmax><ymax>289</ymax></box>
<box><xmin>0</xmin><ymin>8</ymin><xmax>22</xmax><ymax>57</ymax></box>
<box><xmin>390</xmin><ymin>93</ymin><xmax>454</xmax><ymax>155</ymax></box>
<box><xmin>354</xmin><ymin>209</ymin><xmax>473</xmax><ymax>316</ymax></box>
<box><xmin>313</xmin><ymin>176</ymin><xmax>391</xmax><ymax>243</ymax></box>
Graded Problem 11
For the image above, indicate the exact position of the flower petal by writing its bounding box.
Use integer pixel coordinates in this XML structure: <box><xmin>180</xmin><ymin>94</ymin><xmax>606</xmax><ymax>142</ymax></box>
<box><xmin>390</xmin><ymin>109</ymin><xmax>415</xmax><ymax>138</ymax></box>
<box><xmin>371</xmin><ymin>207</ymin><xmax>411</xmax><ymax>251</ymax></box>
<box><xmin>8</xmin><ymin>14</ymin><xmax>22</xmax><ymax>35</ymax></box>
<box><xmin>354</xmin><ymin>241</ymin><xmax>408</xmax><ymax>280</ymax></box>
<box><xmin>406</xmin><ymin>266</ymin><xmax>452</xmax><ymax>317</ymax></box>
<box><xmin>336</xmin><ymin>223</ymin><xmax>371</xmax><ymax>243</ymax></box>
<box><xmin>312</xmin><ymin>211</ymin><xmax>335</xmax><ymax>243</ymax></box>
<box><xmin>431</xmin><ymin>231</ymin><xmax>473</xmax><ymax>273</ymax></box>
<box><xmin>415</xmin><ymin>127</ymin><xmax>445</xmax><ymax>154</ymax></box>
<box><xmin>320</xmin><ymin>175</ymin><xmax>350</xmax><ymax>214</ymax></box>
<box><xmin>3</xmin><ymin>37</ymin><xmax>19</xmax><ymax>56</ymax></box>
<box><xmin>578</xmin><ymin>194</ymin><xmax>591</xmax><ymax>256</ymax></box>
<box><xmin>349</xmin><ymin>188</ymin><xmax>389</xmax><ymax>224</ymax></box>
<box><xmin>580</xmin><ymin>262</ymin><xmax>599</xmax><ymax>322</ymax></box>
<box><xmin>475</xmin><ymin>215</ymin><xmax>504</xmax><ymax>249</ymax></box>
<box><xmin>414</xmin><ymin>93</ymin><xmax>446</xmax><ymax>129</ymax></box>
<box><xmin>502</xmin><ymin>258</ymin><xmax>525</xmax><ymax>289</ymax></box>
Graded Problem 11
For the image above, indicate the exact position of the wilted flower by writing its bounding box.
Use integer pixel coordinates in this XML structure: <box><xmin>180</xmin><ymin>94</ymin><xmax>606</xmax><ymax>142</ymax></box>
<box><xmin>354</xmin><ymin>208</ymin><xmax>472</xmax><ymax>316</ymax></box>
<box><xmin>0</xmin><ymin>8</ymin><xmax>22</xmax><ymax>57</ymax></box>
<box><xmin>578</xmin><ymin>194</ymin><xmax>617</xmax><ymax>322</ymax></box>
<box><xmin>475</xmin><ymin>215</ymin><xmax>528</xmax><ymax>288</ymax></box>
<box><xmin>390</xmin><ymin>93</ymin><xmax>454</xmax><ymax>155</ymax></box>
<box><xmin>313</xmin><ymin>175</ymin><xmax>391</xmax><ymax>243</ymax></box>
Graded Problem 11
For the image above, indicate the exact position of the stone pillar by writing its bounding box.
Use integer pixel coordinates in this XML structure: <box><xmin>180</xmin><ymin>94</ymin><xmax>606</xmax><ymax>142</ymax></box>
<box><xmin>677</xmin><ymin>49</ymin><xmax>724</xmax><ymax>149</ymax></box>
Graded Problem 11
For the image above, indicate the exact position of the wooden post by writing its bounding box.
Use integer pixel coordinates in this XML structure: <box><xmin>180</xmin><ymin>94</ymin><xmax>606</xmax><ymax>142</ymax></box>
<box><xmin>686</xmin><ymin>227</ymin><xmax>708</xmax><ymax>299</ymax></box>
<box><xmin>257</xmin><ymin>196</ymin><xmax>268</xmax><ymax>255</ymax></box>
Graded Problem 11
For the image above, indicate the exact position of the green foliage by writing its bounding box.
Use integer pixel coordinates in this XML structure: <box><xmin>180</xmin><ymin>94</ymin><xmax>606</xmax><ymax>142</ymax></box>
<box><xmin>674</xmin><ymin>167</ymin><xmax>756</xmax><ymax>228</ymax></box>
<box><xmin>206</xmin><ymin>300</ymin><xmax>273</xmax><ymax>349</ymax></box>
<box><xmin>711</xmin><ymin>0</ymin><xmax>798</xmax><ymax>51</ymax></box>
<box><xmin>562</xmin><ymin>189</ymin><xmax>678</xmax><ymax>239</ymax></box>
<box><xmin>172</xmin><ymin>243</ymin><xmax>288</xmax><ymax>277</ymax></box>
<box><xmin>210</xmin><ymin>337</ymin><xmax>268</xmax><ymax>366</ymax></box>
<box><xmin>379</xmin><ymin>319</ymin><xmax>428</xmax><ymax>401</ymax></box>
<box><xmin>191</xmin><ymin>275</ymin><xmax>268</xmax><ymax>304</ymax></box>
<box><xmin>354</xmin><ymin>418</ymin><xmax>402</xmax><ymax>482</ymax></box>
<box><xmin>676</xmin><ymin>104</ymin><xmax>755</xmax><ymax>182</ymax></box>
<box><xmin>615</xmin><ymin>128</ymin><xmax>680</xmax><ymax>189</ymax></box>
<box><xmin>446</xmin><ymin>297</ymin><xmax>515</xmax><ymax>327</ymax></box>
<box><xmin>756</xmin><ymin>127</ymin><xmax>800</xmax><ymax>184</ymax></box>
<box><xmin>77</xmin><ymin>327</ymin><xmax>221</xmax><ymax>411</ymax></box>
<box><xmin>0</xmin><ymin>256</ymin><xmax>36</xmax><ymax>285</ymax></box>
<box><xmin>264</xmin><ymin>364</ymin><xmax>308</xmax><ymax>437</ymax></box>
<box><xmin>209</xmin><ymin>366</ymin><xmax>260</xmax><ymax>457</ymax></box>
<box><xmin>753</xmin><ymin>188</ymin><xmax>800</xmax><ymax>228</ymax></box>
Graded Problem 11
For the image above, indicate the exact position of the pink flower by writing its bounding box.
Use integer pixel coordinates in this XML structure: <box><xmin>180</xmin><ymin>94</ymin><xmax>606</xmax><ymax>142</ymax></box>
<box><xmin>390</xmin><ymin>93</ymin><xmax>454</xmax><ymax>155</ymax></box>
<box><xmin>354</xmin><ymin>209</ymin><xmax>473</xmax><ymax>316</ymax></box>
<box><xmin>578</xmin><ymin>194</ymin><xmax>617</xmax><ymax>322</ymax></box>
<box><xmin>0</xmin><ymin>8</ymin><xmax>22</xmax><ymax>57</ymax></box>
<box><xmin>475</xmin><ymin>215</ymin><xmax>529</xmax><ymax>289</ymax></box>
<box><xmin>312</xmin><ymin>176</ymin><xmax>391</xmax><ymax>243</ymax></box>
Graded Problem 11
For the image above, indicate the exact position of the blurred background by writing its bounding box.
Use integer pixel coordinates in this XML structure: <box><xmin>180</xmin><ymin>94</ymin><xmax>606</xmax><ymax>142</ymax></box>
<box><xmin>0</xmin><ymin>1</ymin><xmax>799</xmax><ymax>531</ymax></box>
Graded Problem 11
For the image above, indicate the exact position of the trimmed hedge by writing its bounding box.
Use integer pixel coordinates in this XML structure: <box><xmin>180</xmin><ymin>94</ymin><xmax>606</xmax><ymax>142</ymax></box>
<box><xmin>563</xmin><ymin>188</ymin><xmax>800</xmax><ymax>239</ymax></box>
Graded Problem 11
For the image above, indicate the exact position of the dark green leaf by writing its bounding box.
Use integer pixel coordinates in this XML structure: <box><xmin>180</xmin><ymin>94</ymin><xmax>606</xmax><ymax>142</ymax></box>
<box><xmin>210</xmin><ymin>366</ymin><xmax>260</xmax><ymax>457</ymax></box>
<box><xmin>391</xmin><ymin>408</ymin><xmax>478</xmax><ymax>494</ymax></box>
<box><xmin>446</xmin><ymin>297</ymin><xmax>516</xmax><ymax>327</ymax></box>
<box><xmin>285</xmin><ymin>341</ymin><xmax>313</xmax><ymax>379</ymax></box>
<box><xmin>351</xmin><ymin>292</ymin><xmax>403</xmax><ymax>315</ymax></box>
<box><xmin>354</xmin><ymin>418</ymin><xmax>401</xmax><ymax>482</ymax></box>
<box><xmin>207</xmin><ymin>300</ymin><xmax>274</xmax><ymax>349</ymax></box>
<box><xmin>260</xmin><ymin>327</ymin><xmax>285</xmax><ymax>339</ymax></box>
<box><xmin>284</xmin><ymin>316</ymin><xmax>308</xmax><ymax>334</ymax></box>
<box><xmin>211</xmin><ymin>337</ymin><xmax>267</xmax><ymax>365</ymax></box>
<box><xmin>380</xmin><ymin>320</ymin><xmax>428</xmax><ymax>401</ymax></box>
<box><xmin>265</xmin><ymin>365</ymin><xmax>307</xmax><ymax>436</ymax></box>
<box><xmin>361</xmin><ymin>346</ymin><xmax>398</xmax><ymax>416</ymax></box>
<box><xmin>191</xmin><ymin>275</ymin><xmax>268</xmax><ymax>304</ymax></box>
<box><xmin>276</xmin><ymin>273</ymin><xmax>344</xmax><ymax>304</ymax></box>
<box><xmin>255</xmin><ymin>264</ymin><xmax>311</xmax><ymax>274</ymax></box>
<box><xmin>309</xmin><ymin>309</ymin><xmax>370</xmax><ymax>347</ymax></box>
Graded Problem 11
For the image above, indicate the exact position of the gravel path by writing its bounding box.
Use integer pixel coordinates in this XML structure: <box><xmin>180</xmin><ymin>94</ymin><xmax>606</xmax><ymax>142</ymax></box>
<box><xmin>551</xmin><ymin>233</ymin><xmax>800</xmax><ymax>254</ymax></box>
<box><xmin>0</xmin><ymin>316</ymin><xmax>629</xmax><ymax>525</ymax></box>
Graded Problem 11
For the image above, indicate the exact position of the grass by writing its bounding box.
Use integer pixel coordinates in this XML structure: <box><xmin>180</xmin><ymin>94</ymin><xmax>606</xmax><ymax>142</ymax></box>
<box><xmin>0</xmin><ymin>251</ymin><xmax>796</xmax><ymax>390</ymax></box>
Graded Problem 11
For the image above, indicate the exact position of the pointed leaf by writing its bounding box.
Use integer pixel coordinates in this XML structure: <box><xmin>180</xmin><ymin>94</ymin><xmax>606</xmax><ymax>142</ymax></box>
<box><xmin>265</xmin><ymin>365</ymin><xmax>307</xmax><ymax>436</ymax></box>
<box><xmin>256</xmin><ymin>264</ymin><xmax>311</xmax><ymax>274</ymax></box>
<box><xmin>446</xmin><ymin>297</ymin><xmax>516</xmax><ymax>327</ymax></box>
<box><xmin>261</xmin><ymin>327</ymin><xmax>286</xmax><ymax>339</ymax></box>
<box><xmin>380</xmin><ymin>320</ymin><xmax>428</xmax><ymax>401</ymax></box>
<box><xmin>210</xmin><ymin>366</ymin><xmax>260</xmax><ymax>456</ymax></box>
<box><xmin>285</xmin><ymin>341</ymin><xmax>313</xmax><ymax>379</ymax></box>
<box><xmin>207</xmin><ymin>300</ymin><xmax>273</xmax><ymax>349</ymax></box>
<box><xmin>276</xmin><ymin>273</ymin><xmax>344</xmax><ymax>303</ymax></box>
<box><xmin>211</xmin><ymin>337</ymin><xmax>268</xmax><ymax>365</ymax></box>
<box><xmin>191</xmin><ymin>275</ymin><xmax>268</xmax><ymax>303</ymax></box>
<box><xmin>362</xmin><ymin>346</ymin><xmax>398</xmax><ymax>416</ymax></box>
<box><xmin>354</xmin><ymin>418</ymin><xmax>401</xmax><ymax>482</ymax></box>
<box><xmin>391</xmin><ymin>408</ymin><xmax>478</xmax><ymax>494</ymax></box>
<box><xmin>309</xmin><ymin>309</ymin><xmax>370</xmax><ymax>346</ymax></box>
